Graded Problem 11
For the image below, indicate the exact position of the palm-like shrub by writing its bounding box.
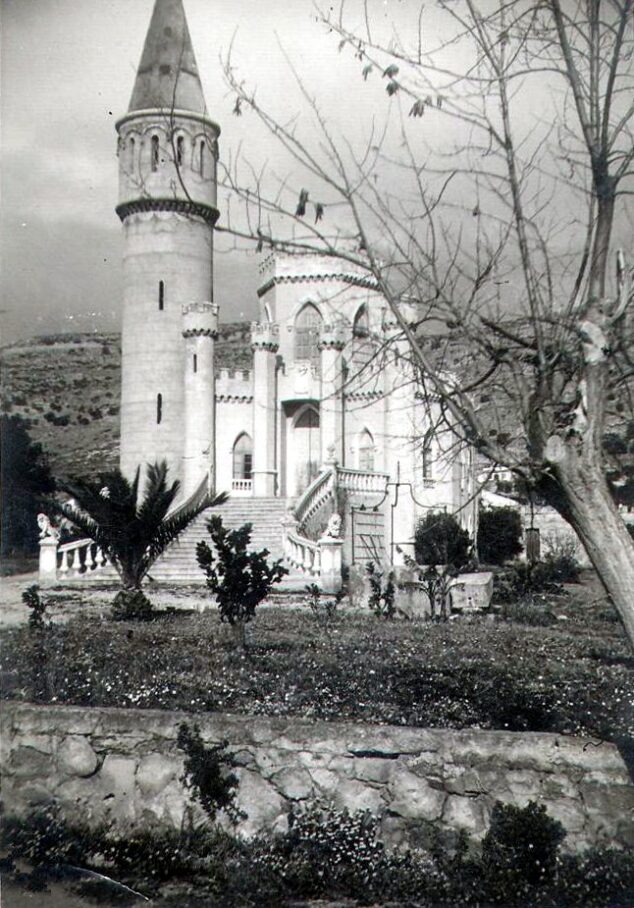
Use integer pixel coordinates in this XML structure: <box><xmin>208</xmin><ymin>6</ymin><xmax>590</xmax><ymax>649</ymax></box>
<box><xmin>58</xmin><ymin>461</ymin><xmax>226</xmax><ymax>593</ymax></box>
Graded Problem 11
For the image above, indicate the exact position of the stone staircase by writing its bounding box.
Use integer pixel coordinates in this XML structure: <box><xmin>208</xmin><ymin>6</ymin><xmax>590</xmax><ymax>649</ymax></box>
<box><xmin>149</xmin><ymin>497</ymin><xmax>309</xmax><ymax>589</ymax></box>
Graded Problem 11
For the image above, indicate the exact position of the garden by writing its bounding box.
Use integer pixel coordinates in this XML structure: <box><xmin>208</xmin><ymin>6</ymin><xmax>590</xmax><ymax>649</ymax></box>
<box><xmin>2</xmin><ymin>472</ymin><xmax>634</xmax><ymax>906</ymax></box>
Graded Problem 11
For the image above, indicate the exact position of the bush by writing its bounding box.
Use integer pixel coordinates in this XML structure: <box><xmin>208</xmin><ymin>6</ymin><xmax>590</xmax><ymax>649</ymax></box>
<box><xmin>493</xmin><ymin>554</ymin><xmax>580</xmax><ymax>603</ymax></box>
<box><xmin>366</xmin><ymin>562</ymin><xmax>396</xmax><ymax>619</ymax></box>
<box><xmin>111</xmin><ymin>589</ymin><xmax>154</xmax><ymax>621</ymax></box>
<box><xmin>177</xmin><ymin>722</ymin><xmax>244</xmax><ymax>825</ymax></box>
<box><xmin>415</xmin><ymin>511</ymin><xmax>471</xmax><ymax>568</ymax></box>
<box><xmin>481</xmin><ymin>801</ymin><xmax>566</xmax><ymax>896</ymax></box>
<box><xmin>478</xmin><ymin>506</ymin><xmax>523</xmax><ymax>565</ymax></box>
<box><xmin>196</xmin><ymin>516</ymin><xmax>288</xmax><ymax>647</ymax></box>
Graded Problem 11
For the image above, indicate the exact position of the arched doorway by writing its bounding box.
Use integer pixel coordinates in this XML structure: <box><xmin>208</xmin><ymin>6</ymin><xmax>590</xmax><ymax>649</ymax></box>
<box><xmin>290</xmin><ymin>406</ymin><xmax>320</xmax><ymax>497</ymax></box>
<box><xmin>232</xmin><ymin>432</ymin><xmax>253</xmax><ymax>493</ymax></box>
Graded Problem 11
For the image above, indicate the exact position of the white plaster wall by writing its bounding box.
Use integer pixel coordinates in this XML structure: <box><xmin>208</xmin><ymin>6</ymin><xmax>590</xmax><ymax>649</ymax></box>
<box><xmin>120</xmin><ymin>211</ymin><xmax>212</xmax><ymax>482</ymax></box>
<box><xmin>214</xmin><ymin>399</ymin><xmax>254</xmax><ymax>494</ymax></box>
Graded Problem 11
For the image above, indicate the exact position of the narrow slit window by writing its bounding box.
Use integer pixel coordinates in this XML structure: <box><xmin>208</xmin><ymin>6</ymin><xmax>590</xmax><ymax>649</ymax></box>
<box><xmin>193</xmin><ymin>353</ymin><xmax>198</xmax><ymax>373</ymax></box>
<box><xmin>129</xmin><ymin>137</ymin><xmax>135</xmax><ymax>170</ymax></box>
<box><xmin>151</xmin><ymin>135</ymin><xmax>159</xmax><ymax>172</ymax></box>
<box><xmin>199</xmin><ymin>140</ymin><xmax>205</xmax><ymax>177</ymax></box>
<box><xmin>158</xmin><ymin>280</ymin><xmax>164</xmax><ymax>311</ymax></box>
<box><xmin>156</xmin><ymin>393</ymin><xmax>162</xmax><ymax>425</ymax></box>
<box><xmin>176</xmin><ymin>135</ymin><xmax>184</xmax><ymax>166</ymax></box>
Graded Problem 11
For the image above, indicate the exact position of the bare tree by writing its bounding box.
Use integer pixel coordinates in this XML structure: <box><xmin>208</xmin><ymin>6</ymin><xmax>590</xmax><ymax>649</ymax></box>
<box><xmin>210</xmin><ymin>1</ymin><xmax>634</xmax><ymax>645</ymax></box>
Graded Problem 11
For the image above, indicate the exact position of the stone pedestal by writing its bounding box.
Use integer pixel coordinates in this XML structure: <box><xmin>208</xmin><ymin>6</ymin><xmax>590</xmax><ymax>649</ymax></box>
<box><xmin>319</xmin><ymin>536</ymin><xmax>343</xmax><ymax>593</ymax></box>
<box><xmin>39</xmin><ymin>538</ymin><xmax>59</xmax><ymax>586</ymax></box>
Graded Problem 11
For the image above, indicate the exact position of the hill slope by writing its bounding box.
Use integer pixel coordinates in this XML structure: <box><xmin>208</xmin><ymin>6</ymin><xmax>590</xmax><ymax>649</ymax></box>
<box><xmin>1</xmin><ymin>324</ymin><xmax>251</xmax><ymax>480</ymax></box>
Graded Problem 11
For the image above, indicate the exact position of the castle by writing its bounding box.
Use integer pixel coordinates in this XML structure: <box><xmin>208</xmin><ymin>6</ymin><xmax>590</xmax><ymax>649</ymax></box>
<box><xmin>112</xmin><ymin>0</ymin><xmax>477</xmax><ymax>585</ymax></box>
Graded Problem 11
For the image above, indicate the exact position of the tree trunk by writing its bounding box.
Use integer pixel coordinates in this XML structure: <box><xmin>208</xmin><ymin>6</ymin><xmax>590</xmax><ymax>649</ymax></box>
<box><xmin>555</xmin><ymin>461</ymin><xmax>634</xmax><ymax>649</ymax></box>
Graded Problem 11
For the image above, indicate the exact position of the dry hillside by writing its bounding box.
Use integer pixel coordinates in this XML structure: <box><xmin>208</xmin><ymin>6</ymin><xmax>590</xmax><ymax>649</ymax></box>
<box><xmin>1</xmin><ymin>324</ymin><xmax>251</xmax><ymax>480</ymax></box>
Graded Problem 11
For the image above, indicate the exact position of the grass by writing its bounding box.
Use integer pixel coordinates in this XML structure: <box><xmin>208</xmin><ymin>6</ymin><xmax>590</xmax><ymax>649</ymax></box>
<box><xmin>2</xmin><ymin>583</ymin><xmax>631</xmax><ymax>740</ymax></box>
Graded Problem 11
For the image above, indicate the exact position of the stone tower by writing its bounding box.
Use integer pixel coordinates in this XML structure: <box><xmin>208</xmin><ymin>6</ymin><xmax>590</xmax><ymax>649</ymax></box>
<box><xmin>116</xmin><ymin>0</ymin><xmax>220</xmax><ymax>489</ymax></box>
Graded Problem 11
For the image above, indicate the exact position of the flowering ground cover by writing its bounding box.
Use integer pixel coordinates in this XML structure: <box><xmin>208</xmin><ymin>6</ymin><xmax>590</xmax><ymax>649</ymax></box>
<box><xmin>2</xmin><ymin>582</ymin><xmax>631</xmax><ymax>741</ymax></box>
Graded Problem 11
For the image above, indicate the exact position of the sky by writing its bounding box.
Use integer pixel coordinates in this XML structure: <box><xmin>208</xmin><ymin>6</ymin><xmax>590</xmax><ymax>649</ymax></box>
<box><xmin>2</xmin><ymin>0</ymin><xmax>629</xmax><ymax>344</ymax></box>
<box><xmin>1</xmin><ymin>0</ymin><xmax>393</xmax><ymax>343</ymax></box>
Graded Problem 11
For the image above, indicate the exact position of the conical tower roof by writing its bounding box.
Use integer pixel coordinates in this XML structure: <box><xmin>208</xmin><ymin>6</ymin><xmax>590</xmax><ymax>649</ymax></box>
<box><xmin>129</xmin><ymin>0</ymin><xmax>207</xmax><ymax>114</ymax></box>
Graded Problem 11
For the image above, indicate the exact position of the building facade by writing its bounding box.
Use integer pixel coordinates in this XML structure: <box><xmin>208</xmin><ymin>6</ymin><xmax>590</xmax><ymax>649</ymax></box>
<box><xmin>115</xmin><ymin>0</ymin><xmax>477</xmax><ymax>570</ymax></box>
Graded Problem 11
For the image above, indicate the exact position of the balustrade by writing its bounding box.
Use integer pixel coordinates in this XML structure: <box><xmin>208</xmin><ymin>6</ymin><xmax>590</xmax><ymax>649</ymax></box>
<box><xmin>335</xmin><ymin>467</ymin><xmax>389</xmax><ymax>494</ymax></box>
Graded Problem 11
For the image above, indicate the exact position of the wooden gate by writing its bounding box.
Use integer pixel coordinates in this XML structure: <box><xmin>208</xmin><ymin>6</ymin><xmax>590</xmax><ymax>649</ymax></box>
<box><xmin>351</xmin><ymin>508</ymin><xmax>386</xmax><ymax>564</ymax></box>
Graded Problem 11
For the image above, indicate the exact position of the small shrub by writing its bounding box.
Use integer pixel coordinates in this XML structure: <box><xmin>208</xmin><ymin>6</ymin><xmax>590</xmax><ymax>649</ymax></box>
<box><xmin>177</xmin><ymin>722</ymin><xmax>244</xmax><ymax>825</ymax></box>
<box><xmin>478</xmin><ymin>506</ymin><xmax>523</xmax><ymax>565</ymax></box>
<box><xmin>366</xmin><ymin>561</ymin><xmax>396</xmax><ymax>619</ymax></box>
<box><xmin>306</xmin><ymin>583</ymin><xmax>342</xmax><ymax>634</ymax></box>
<box><xmin>22</xmin><ymin>584</ymin><xmax>49</xmax><ymax>630</ymax></box>
<box><xmin>196</xmin><ymin>516</ymin><xmax>288</xmax><ymax>647</ymax></box>
<box><xmin>415</xmin><ymin>511</ymin><xmax>471</xmax><ymax>569</ymax></box>
<box><xmin>1</xmin><ymin>804</ymin><xmax>95</xmax><ymax>866</ymax></box>
<box><xmin>256</xmin><ymin>803</ymin><xmax>385</xmax><ymax>898</ymax></box>
<box><xmin>111</xmin><ymin>589</ymin><xmax>154</xmax><ymax>621</ymax></box>
<box><xmin>481</xmin><ymin>801</ymin><xmax>566</xmax><ymax>897</ymax></box>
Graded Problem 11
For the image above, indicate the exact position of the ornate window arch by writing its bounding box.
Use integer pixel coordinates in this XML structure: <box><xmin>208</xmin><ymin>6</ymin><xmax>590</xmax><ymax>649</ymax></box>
<box><xmin>232</xmin><ymin>433</ymin><xmax>253</xmax><ymax>480</ymax></box>
<box><xmin>294</xmin><ymin>303</ymin><xmax>322</xmax><ymax>369</ymax></box>
<box><xmin>351</xmin><ymin>304</ymin><xmax>373</xmax><ymax>370</ymax></box>
<box><xmin>358</xmin><ymin>428</ymin><xmax>375</xmax><ymax>472</ymax></box>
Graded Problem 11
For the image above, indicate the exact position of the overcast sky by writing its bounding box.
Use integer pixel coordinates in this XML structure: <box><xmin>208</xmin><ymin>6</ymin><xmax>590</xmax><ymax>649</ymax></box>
<box><xmin>2</xmin><ymin>0</ymin><xmax>399</xmax><ymax>343</ymax></box>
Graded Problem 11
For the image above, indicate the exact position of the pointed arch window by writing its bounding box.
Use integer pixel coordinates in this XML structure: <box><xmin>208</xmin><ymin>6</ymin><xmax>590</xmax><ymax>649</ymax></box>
<box><xmin>358</xmin><ymin>428</ymin><xmax>375</xmax><ymax>472</ymax></box>
<box><xmin>151</xmin><ymin>135</ymin><xmax>159</xmax><ymax>172</ymax></box>
<box><xmin>232</xmin><ymin>433</ymin><xmax>253</xmax><ymax>481</ymax></box>
<box><xmin>294</xmin><ymin>304</ymin><xmax>322</xmax><ymax>370</ymax></box>
<box><xmin>351</xmin><ymin>304</ymin><xmax>373</xmax><ymax>370</ymax></box>
<box><xmin>422</xmin><ymin>429</ymin><xmax>434</xmax><ymax>481</ymax></box>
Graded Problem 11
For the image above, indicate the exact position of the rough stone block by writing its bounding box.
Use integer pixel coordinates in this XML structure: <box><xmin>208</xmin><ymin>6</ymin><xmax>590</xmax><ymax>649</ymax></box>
<box><xmin>388</xmin><ymin>768</ymin><xmax>446</xmax><ymax>821</ymax></box>
<box><xmin>444</xmin><ymin>769</ymin><xmax>485</xmax><ymax>796</ymax></box>
<box><xmin>99</xmin><ymin>755</ymin><xmax>138</xmax><ymax>822</ymax></box>
<box><xmin>270</xmin><ymin>766</ymin><xmax>313</xmax><ymax>800</ymax></box>
<box><xmin>546</xmin><ymin>799</ymin><xmax>587</xmax><ymax>834</ymax></box>
<box><xmin>136</xmin><ymin>753</ymin><xmax>179</xmax><ymax>796</ymax></box>
<box><xmin>58</xmin><ymin>736</ymin><xmax>99</xmax><ymax>778</ymax></box>
<box><xmin>352</xmin><ymin>757</ymin><xmax>396</xmax><ymax>784</ymax></box>
<box><xmin>308</xmin><ymin>767</ymin><xmax>339</xmax><ymax>793</ymax></box>
<box><xmin>442</xmin><ymin>795</ymin><xmax>489</xmax><ymax>835</ymax></box>
<box><xmin>333</xmin><ymin>778</ymin><xmax>385</xmax><ymax>815</ymax></box>
<box><xmin>234</xmin><ymin>769</ymin><xmax>287</xmax><ymax>838</ymax></box>
<box><xmin>10</xmin><ymin>746</ymin><xmax>54</xmax><ymax>780</ymax></box>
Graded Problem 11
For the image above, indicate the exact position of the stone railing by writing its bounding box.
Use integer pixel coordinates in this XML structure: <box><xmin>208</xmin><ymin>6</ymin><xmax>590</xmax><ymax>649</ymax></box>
<box><xmin>336</xmin><ymin>467</ymin><xmax>389</xmax><ymax>495</ymax></box>
<box><xmin>39</xmin><ymin>537</ymin><xmax>114</xmax><ymax>585</ymax></box>
<box><xmin>293</xmin><ymin>467</ymin><xmax>336</xmax><ymax>530</ymax></box>
<box><xmin>284</xmin><ymin>529</ymin><xmax>321</xmax><ymax>578</ymax></box>
<box><xmin>231</xmin><ymin>478</ymin><xmax>253</xmax><ymax>495</ymax></box>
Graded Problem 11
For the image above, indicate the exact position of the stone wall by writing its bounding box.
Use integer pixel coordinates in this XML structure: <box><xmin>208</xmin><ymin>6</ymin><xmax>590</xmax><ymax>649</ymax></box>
<box><xmin>2</xmin><ymin>702</ymin><xmax>632</xmax><ymax>852</ymax></box>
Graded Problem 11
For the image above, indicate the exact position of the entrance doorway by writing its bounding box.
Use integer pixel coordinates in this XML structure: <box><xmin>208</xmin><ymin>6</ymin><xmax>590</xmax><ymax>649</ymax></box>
<box><xmin>288</xmin><ymin>406</ymin><xmax>320</xmax><ymax>497</ymax></box>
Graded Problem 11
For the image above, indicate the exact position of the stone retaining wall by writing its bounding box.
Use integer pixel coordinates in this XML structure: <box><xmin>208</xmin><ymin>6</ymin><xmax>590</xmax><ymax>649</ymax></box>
<box><xmin>2</xmin><ymin>702</ymin><xmax>632</xmax><ymax>851</ymax></box>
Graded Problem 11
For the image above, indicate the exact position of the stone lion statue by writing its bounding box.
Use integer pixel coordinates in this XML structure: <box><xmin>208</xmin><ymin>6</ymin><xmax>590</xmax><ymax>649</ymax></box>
<box><xmin>37</xmin><ymin>513</ymin><xmax>60</xmax><ymax>541</ymax></box>
<box><xmin>321</xmin><ymin>512</ymin><xmax>342</xmax><ymax>539</ymax></box>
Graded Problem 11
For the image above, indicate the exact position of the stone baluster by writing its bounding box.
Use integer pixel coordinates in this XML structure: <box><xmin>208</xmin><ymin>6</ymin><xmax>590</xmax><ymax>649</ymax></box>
<box><xmin>59</xmin><ymin>549</ymin><xmax>69</xmax><ymax>577</ymax></box>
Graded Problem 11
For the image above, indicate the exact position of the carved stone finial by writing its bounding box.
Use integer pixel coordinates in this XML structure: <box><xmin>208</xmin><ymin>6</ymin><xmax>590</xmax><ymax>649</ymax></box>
<box><xmin>37</xmin><ymin>513</ymin><xmax>60</xmax><ymax>542</ymax></box>
<box><xmin>321</xmin><ymin>512</ymin><xmax>342</xmax><ymax>539</ymax></box>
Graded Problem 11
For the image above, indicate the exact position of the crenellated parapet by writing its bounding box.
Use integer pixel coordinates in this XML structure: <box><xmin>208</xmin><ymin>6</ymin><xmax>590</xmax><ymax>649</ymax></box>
<box><xmin>257</xmin><ymin>252</ymin><xmax>379</xmax><ymax>298</ymax></box>
<box><xmin>216</xmin><ymin>369</ymin><xmax>253</xmax><ymax>402</ymax></box>
<box><xmin>182</xmin><ymin>301</ymin><xmax>219</xmax><ymax>338</ymax></box>
<box><xmin>251</xmin><ymin>321</ymin><xmax>280</xmax><ymax>352</ymax></box>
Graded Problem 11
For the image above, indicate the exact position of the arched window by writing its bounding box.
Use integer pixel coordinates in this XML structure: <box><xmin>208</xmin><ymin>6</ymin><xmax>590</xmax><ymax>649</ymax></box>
<box><xmin>156</xmin><ymin>393</ymin><xmax>163</xmax><ymax>425</ymax></box>
<box><xmin>422</xmin><ymin>429</ymin><xmax>434</xmax><ymax>481</ymax></box>
<box><xmin>294</xmin><ymin>304</ymin><xmax>322</xmax><ymax>369</ymax></box>
<box><xmin>358</xmin><ymin>429</ymin><xmax>375</xmax><ymax>472</ymax></box>
<box><xmin>151</xmin><ymin>135</ymin><xmax>159</xmax><ymax>172</ymax></box>
<box><xmin>129</xmin><ymin>137</ymin><xmax>135</xmax><ymax>170</ymax></box>
<box><xmin>176</xmin><ymin>135</ymin><xmax>184</xmax><ymax>166</ymax></box>
<box><xmin>199</xmin><ymin>140</ymin><xmax>205</xmax><ymax>177</ymax></box>
<box><xmin>232</xmin><ymin>433</ymin><xmax>253</xmax><ymax>480</ymax></box>
<box><xmin>158</xmin><ymin>280</ymin><xmax>164</xmax><ymax>311</ymax></box>
<box><xmin>351</xmin><ymin>304</ymin><xmax>373</xmax><ymax>370</ymax></box>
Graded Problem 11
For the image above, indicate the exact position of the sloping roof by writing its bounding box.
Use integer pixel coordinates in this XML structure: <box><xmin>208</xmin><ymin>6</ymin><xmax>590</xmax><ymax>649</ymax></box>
<box><xmin>128</xmin><ymin>0</ymin><xmax>207</xmax><ymax>114</ymax></box>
